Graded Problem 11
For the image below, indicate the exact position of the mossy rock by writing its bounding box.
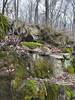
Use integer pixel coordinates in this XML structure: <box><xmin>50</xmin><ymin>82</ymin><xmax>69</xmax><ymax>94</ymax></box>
<box><xmin>0</xmin><ymin>13</ymin><xmax>9</xmax><ymax>39</ymax></box>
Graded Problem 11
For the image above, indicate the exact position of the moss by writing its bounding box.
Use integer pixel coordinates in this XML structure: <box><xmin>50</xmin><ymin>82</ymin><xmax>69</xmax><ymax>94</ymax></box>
<box><xmin>15</xmin><ymin>80</ymin><xmax>37</xmax><ymax>100</ymax></box>
<box><xmin>25</xmin><ymin>80</ymin><xmax>37</xmax><ymax>95</ymax></box>
<box><xmin>24</xmin><ymin>96</ymin><xmax>32</xmax><ymax>100</ymax></box>
<box><xmin>67</xmin><ymin>57</ymin><xmax>75</xmax><ymax>73</ymax></box>
<box><xmin>45</xmin><ymin>84</ymin><xmax>59</xmax><ymax>100</ymax></box>
<box><xmin>0</xmin><ymin>13</ymin><xmax>9</xmax><ymax>39</ymax></box>
<box><xmin>65</xmin><ymin>86</ymin><xmax>73</xmax><ymax>99</ymax></box>
<box><xmin>12</xmin><ymin>65</ymin><xmax>25</xmax><ymax>89</ymax></box>
<box><xmin>45</xmin><ymin>84</ymin><xmax>73</xmax><ymax>100</ymax></box>
<box><xmin>63</xmin><ymin>47</ymin><xmax>72</xmax><ymax>53</ymax></box>
<box><xmin>67</xmin><ymin>66</ymin><xmax>74</xmax><ymax>74</ymax></box>
<box><xmin>71</xmin><ymin>57</ymin><xmax>75</xmax><ymax>67</ymax></box>
<box><xmin>21</xmin><ymin>42</ymin><xmax>42</xmax><ymax>49</ymax></box>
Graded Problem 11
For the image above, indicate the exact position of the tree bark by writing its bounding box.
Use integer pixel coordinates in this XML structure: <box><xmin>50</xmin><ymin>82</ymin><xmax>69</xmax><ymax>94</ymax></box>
<box><xmin>45</xmin><ymin>0</ymin><xmax>49</xmax><ymax>26</ymax></box>
<box><xmin>35</xmin><ymin>0</ymin><xmax>40</xmax><ymax>24</ymax></box>
<box><xmin>29</xmin><ymin>0</ymin><xmax>33</xmax><ymax>24</ymax></box>
<box><xmin>72</xmin><ymin>0</ymin><xmax>75</xmax><ymax>41</ymax></box>
<box><xmin>14</xmin><ymin>0</ymin><xmax>19</xmax><ymax>20</ymax></box>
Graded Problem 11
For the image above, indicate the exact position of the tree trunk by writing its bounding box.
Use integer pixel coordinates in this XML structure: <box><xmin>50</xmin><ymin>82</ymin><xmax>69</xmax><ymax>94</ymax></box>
<box><xmin>2</xmin><ymin>0</ymin><xmax>8</xmax><ymax>15</ymax></box>
<box><xmin>16</xmin><ymin>0</ymin><xmax>19</xmax><ymax>20</ymax></box>
<box><xmin>29</xmin><ymin>0</ymin><xmax>33</xmax><ymax>24</ymax></box>
<box><xmin>72</xmin><ymin>0</ymin><xmax>75</xmax><ymax>41</ymax></box>
<box><xmin>35</xmin><ymin>0</ymin><xmax>40</xmax><ymax>24</ymax></box>
<box><xmin>45</xmin><ymin>0</ymin><xmax>49</xmax><ymax>26</ymax></box>
<box><xmin>14</xmin><ymin>0</ymin><xmax>19</xmax><ymax>20</ymax></box>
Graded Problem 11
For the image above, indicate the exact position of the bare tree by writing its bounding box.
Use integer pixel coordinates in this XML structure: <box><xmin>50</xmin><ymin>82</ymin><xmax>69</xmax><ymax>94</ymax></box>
<box><xmin>62</xmin><ymin>2</ymin><xmax>69</xmax><ymax>32</ymax></box>
<box><xmin>16</xmin><ymin>0</ymin><xmax>19</xmax><ymax>19</ymax></box>
<box><xmin>14</xmin><ymin>0</ymin><xmax>19</xmax><ymax>20</ymax></box>
<box><xmin>72</xmin><ymin>0</ymin><xmax>75</xmax><ymax>40</ymax></box>
<box><xmin>29</xmin><ymin>0</ymin><xmax>33</xmax><ymax>24</ymax></box>
<box><xmin>2</xmin><ymin>0</ymin><xmax>8</xmax><ymax>14</ymax></box>
<box><xmin>5</xmin><ymin>0</ymin><xmax>13</xmax><ymax>16</ymax></box>
<box><xmin>45</xmin><ymin>0</ymin><xmax>49</xmax><ymax>26</ymax></box>
<box><xmin>35</xmin><ymin>0</ymin><xmax>40</xmax><ymax>24</ymax></box>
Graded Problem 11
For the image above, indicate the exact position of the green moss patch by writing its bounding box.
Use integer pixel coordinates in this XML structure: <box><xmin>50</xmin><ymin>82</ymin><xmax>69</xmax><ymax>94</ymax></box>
<box><xmin>63</xmin><ymin>47</ymin><xmax>72</xmax><ymax>53</ymax></box>
<box><xmin>67</xmin><ymin>66</ymin><xmax>75</xmax><ymax>74</ymax></box>
<box><xmin>21</xmin><ymin>42</ymin><xmax>42</xmax><ymax>49</ymax></box>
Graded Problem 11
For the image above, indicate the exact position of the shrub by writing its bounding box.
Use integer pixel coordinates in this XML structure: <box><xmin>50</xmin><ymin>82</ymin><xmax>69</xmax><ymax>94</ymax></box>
<box><xmin>0</xmin><ymin>13</ymin><xmax>9</xmax><ymax>39</ymax></box>
<box><xmin>34</xmin><ymin>58</ymin><xmax>53</xmax><ymax>78</ymax></box>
